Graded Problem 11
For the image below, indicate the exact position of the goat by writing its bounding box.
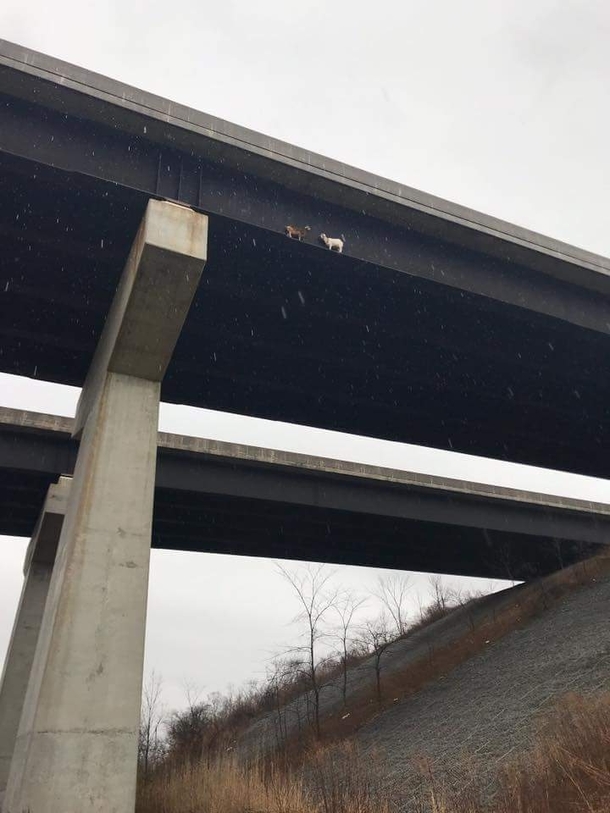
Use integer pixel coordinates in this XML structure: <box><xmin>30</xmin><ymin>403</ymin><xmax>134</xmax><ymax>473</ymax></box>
<box><xmin>320</xmin><ymin>233</ymin><xmax>345</xmax><ymax>253</ymax></box>
<box><xmin>285</xmin><ymin>224</ymin><xmax>311</xmax><ymax>241</ymax></box>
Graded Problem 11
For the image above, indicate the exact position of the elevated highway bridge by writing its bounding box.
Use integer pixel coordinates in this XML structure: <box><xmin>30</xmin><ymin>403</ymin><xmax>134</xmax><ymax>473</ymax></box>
<box><xmin>1</xmin><ymin>39</ymin><xmax>609</xmax><ymax>813</ymax></box>
<box><xmin>2</xmin><ymin>407</ymin><xmax>608</xmax><ymax>581</ymax></box>
<box><xmin>1</xmin><ymin>40</ymin><xmax>610</xmax><ymax>478</ymax></box>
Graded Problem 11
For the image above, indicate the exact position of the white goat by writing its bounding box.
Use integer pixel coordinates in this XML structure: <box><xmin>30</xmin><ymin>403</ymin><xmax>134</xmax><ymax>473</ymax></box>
<box><xmin>320</xmin><ymin>233</ymin><xmax>345</xmax><ymax>253</ymax></box>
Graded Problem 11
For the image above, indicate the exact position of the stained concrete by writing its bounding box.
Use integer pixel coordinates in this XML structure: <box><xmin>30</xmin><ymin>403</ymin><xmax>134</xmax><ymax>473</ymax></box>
<box><xmin>0</xmin><ymin>477</ymin><xmax>70</xmax><ymax>805</ymax></box>
<box><xmin>2</xmin><ymin>201</ymin><xmax>207</xmax><ymax>813</ymax></box>
<box><xmin>74</xmin><ymin>199</ymin><xmax>207</xmax><ymax>435</ymax></box>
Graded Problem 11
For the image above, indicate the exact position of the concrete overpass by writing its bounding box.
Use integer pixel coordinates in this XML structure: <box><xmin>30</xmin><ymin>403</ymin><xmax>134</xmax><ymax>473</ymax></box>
<box><xmin>1</xmin><ymin>39</ymin><xmax>610</xmax><ymax>813</ymax></box>
<box><xmin>1</xmin><ymin>40</ymin><xmax>610</xmax><ymax>478</ymax></box>
<box><xmin>2</xmin><ymin>407</ymin><xmax>608</xmax><ymax>582</ymax></box>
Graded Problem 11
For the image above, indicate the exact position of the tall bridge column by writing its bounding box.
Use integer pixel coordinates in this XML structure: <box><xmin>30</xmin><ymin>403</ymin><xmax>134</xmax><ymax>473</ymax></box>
<box><xmin>0</xmin><ymin>477</ymin><xmax>71</xmax><ymax>804</ymax></box>
<box><xmin>3</xmin><ymin>200</ymin><xmax>207</xmax><ymax>813</ymax></box>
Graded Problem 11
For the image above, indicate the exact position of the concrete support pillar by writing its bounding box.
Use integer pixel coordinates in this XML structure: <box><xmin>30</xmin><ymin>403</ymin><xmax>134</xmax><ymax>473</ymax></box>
<box><xmin>0</xmin><ymin>477</ymin><xmax>71</xmax><ymax>805</ymax></box>
<box><xmin>3</xmin><ymin>200</ymin><xmax>207</xmax><ymax>813</ymax></box>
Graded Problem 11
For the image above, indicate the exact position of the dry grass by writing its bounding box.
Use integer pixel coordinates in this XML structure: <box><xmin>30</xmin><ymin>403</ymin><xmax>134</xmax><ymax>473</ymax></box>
<box><xmin>138</xmin><ymin>691</ymin><xmax>610</xmax><ymax>813</ymax></box>
<box><xmin>496</xmin><ymin>692</ymin><xmax>610</xmax><ymax>813</ymax></box>
<box><xmin>418</xmin><ymin>692</ymin><xmax>610</xmax><ymax>813</ymax></box>
<box><xmin>137</xmin><ymin>744</ymin><xmax>393</xmax><ymax>813</ymax></box>
<box><xmin>137</xmin><ymin>756</ymin><xmax>311</xmax><ymax>813</ymax></box>
<box><xmin>306</xmin><ymin>742</ymin><xmax>393</xmax><ymax>813</ymax></box>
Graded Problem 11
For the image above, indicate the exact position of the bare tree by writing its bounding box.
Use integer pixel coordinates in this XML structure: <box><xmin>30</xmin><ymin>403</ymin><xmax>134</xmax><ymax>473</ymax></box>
<box><xmin>550</xmin><ymin>537</ymin><xmax>565</xmax><ymax>570</ymax></box>
<box><xmin>332</xmin><ymin>591</ymin><xmax>366</xmax><ymax>707</ymax></box>
<box><xmin>375</xmin><ymin>573</ymin><xmax>411</xmax><ymax>636</ymax></box>
<box><xmin>138</xmin><ymin>671</ymin><xmax>165</xmax><ymax>780</ymax></box>
<box><xmin>166</xmin><ymin>682</ymin><xmax>211</xmax><ymax>763</ymax></box>
<box><xmin>277</xmin><ymin>563</ymin><xmax>338</xmax><ymax>738</ymax></box>
<box><xmin>495</xmin><ymin>540</ymin><xmax>517</xmax><ymax>585</ymax></box>
<box><xmin>360</xmin><ymin>615</ymin><xmax>393</xmax><ymax>705</ymax></box>
<box><xmin>428</xmin><ymin>574</ymin><xmax>458</xmax><ymax>613</ymax></box>
<box><xmin>266</xmin><ymin>655</ymin><xmax>303</xmax><ymax>749</ymax></box>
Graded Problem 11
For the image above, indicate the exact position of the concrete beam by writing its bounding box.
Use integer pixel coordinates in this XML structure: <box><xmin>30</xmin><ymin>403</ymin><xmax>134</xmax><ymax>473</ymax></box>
<box><xmin>0</xmin><ymin>477</ymin><xmax>70</xmax><ymax>806</ymax></box>
<box><xmin>3</xmin><ymin>201</ymin><xmax>207</xmax><ymax>813</ymax></box>
<box><xmin>22</xmin><ymin>477</ymin><xmax>71</xmax><ymax>575</ymax></box>
<box><xmin>75</xmin><ymin>199</ymin><xmax>207</xmax><ymax>435</ymax></box>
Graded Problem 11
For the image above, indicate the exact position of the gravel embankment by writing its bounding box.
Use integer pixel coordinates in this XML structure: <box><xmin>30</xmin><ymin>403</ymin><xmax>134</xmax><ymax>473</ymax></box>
<box><xmin>239</xmin><ymin>584</ymin><xmax>527</xmax><ymax>753</ymax></box>
<box><xmin>354</xmin><ymin>572</ymin><xmax>610</xmax><ymax>808</ymax></box>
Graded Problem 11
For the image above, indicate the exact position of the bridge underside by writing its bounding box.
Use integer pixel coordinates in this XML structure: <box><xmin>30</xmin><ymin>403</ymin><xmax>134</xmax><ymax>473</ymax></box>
<box><xmin>0</xmin><ymin>43</ymin><xmax>609</xmax><ymax>572</ymax></box>
<box><xmin>3</xmin><ymin>469</ymin><xmax>568</xmax><ymax>580</ymax></box>
<box><xmin>2</xmin><ymin>41</ymin><xmax>610</xmax><ymax>483</ymax></box>
<box><xmin>1</xmin><ymin>151</ymin><xmax>609</xmax><ymax>478</ymax></box>
<box><xmin>1</xmin><ymin>411</ymin><xmax>605</xmax><ymax>581</ymax></box>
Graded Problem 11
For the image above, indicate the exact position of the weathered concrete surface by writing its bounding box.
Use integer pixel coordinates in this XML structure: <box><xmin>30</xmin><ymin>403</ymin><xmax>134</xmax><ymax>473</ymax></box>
<box><xmin>3</xmin><ymin>201</ymin><xmax>207</xmax><ymax>813</ymax></box>
<box><xmin>3</xmin><ymin>377</ymin><xmax>160</xmax><ymax>813</ymax></box>
<box><xmin>0</xmin><ymin>477</ymin><xmax>70</xmax><ymax>805</ymax></box>
<box><xmin>22</xmin><ymin>477</ymin><xmax>71</xmax><ymax>575</ymax></box>
<box><xmin>74</xmin><ymin>199</ymin><xmax>207</xmax><ymax>435</ymax></box>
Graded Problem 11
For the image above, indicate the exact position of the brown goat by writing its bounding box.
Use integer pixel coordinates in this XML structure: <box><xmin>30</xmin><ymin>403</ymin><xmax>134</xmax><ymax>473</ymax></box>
<box><xmin>285</xmin><ymin>224</ymin><xmax>311</xmax><ymax>241</ymax></box>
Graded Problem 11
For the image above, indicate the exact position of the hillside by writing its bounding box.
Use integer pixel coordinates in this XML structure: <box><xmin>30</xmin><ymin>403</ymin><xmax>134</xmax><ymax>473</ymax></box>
<box><xmin>354</xmin><ymin>564</ymin><xmax>610</xmax><ymax>808</ymax></box>
<box><xmin>237</xmin><ymin>554</ymin><xmax>610</xmax><ymax>808</ymax></box>
<box><xmin>138</xmin><ymin>553</ymin><xmax>610</xmax><ymax>813</ymax></box>
<box><xmin>238</xmin><ymin>586</ymin><xmax>525</xmax><ymax>754</ymax></box>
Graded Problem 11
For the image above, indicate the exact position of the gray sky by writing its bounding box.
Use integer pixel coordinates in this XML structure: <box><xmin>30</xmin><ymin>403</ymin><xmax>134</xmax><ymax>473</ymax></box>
<box><xmin>1</xmin><ymin>0</ymin><xmax>609</xmax><ymax>711</ymax></box>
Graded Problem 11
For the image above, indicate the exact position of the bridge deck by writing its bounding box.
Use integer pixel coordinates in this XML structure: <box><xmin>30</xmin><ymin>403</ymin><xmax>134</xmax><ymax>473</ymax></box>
<box><xmin>1</xmin><ymin>408</ymin><xmax>608</xmax><ymax>580</ymax></box>
<box><xmin>1</xmin><ymin>41</ymin><xmax>610</xmax><ymax>478</ymax></box>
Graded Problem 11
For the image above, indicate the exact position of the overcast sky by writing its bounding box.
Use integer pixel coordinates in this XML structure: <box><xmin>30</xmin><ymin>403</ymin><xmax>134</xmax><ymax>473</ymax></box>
<box><xmin>1</xmin><ymin>0</ymin><xmax>609</xmax><ymax>711</ymax></box>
